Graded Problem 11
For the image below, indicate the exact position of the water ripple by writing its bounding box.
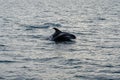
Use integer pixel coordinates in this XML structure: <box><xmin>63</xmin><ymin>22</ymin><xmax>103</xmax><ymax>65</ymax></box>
<box><xmin>0</xmin><ymin>77</ymin><xmax>5</xmax><ymax>79</ymax></box>
<box><xmin>24</xmin><ymin>23</ymin><xmax>62</xmax><ymax>30</ymax></box>
<box><xmin>0</xmin><ymin>44</ymin><xmax>7</xmax><ymax>51</ymax></box>
<box><xmin>23</xmin><ymin>57</ymin><xmax>63</xmax><ymax>62</ymax></box>
<box><xmin>74</xmin><ymin>75</ymin><xmax>90</xmax><ymax>79</ymax></box>
<box><xmin>63</xmin><ymin>59</ymin><xmax>83</xmax><ymax>65</ymax></box>
<box><xmin>0</xmin><ymin>60</ymin><xmax>18</xmax><ymax>63</ymax></box>
<box><xmin>99</xmin><ymin>70</ymin><xmax>120</xmax><ymax>74</ymax></box>
<box><xmin>96</xmin><ymin>45</ymin><xmax>120</xmax><ymax>49</ymax></box>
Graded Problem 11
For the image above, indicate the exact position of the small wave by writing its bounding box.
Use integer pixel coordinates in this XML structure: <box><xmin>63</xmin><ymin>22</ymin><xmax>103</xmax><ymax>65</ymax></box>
<box><xmin>24</xmin><ymin>23</ymin><xmax>62</xmax><ymax>30</ymax></box>
<box><xmin>54</xmin><ymin>40</ymin><xmax>76</xmax><ymax>44</ymax></box>
<box><xmin>100</xmin><ymin>64</ymin><xmax>114</xmax><ymax>68</ymax></box>
<box><xmin>13</xmin><ymin>77</ymin><xmax>42</xmax><ymax>80</ymax></box>
<box><xmin>25</xmin><ymin>35</ymin><xmax>43</xmax><ymax>39</ymax></box>
<box><xmin>39</xmin><ymin>57</ymin><xmax>62</xmax><ymax>62</ymax></box>
<box><xmin>99</xmin><ymin>70</ymin><xmax>120</xmax><ymax>74</ymax></box>
<box><xmin>44</xmin><ymin>23</ymin><xmax>62</xmax><ymax>27</ymax></box>
<box><xmin>0</xmin><ymin>44</ymin><xmax>7</xmax><ymax>51</ymax></box>
<box><xmin>74</xmin><ymin>75</ymin><xmax>119</xmax><ymax>80</ymax></box>
<box><xmin>0</xmin><ymin>60</ymin><xmax>17</xmax><ymax>63</ymax></box>
<box><xmin>93</xmin><ymin>76</ymin><xmax>120</xmax><ymax>80</ymax></box>
<box><xmin>80</xmin><ymin>20</ymin><xmax>93</xmax><ymax>23</ymax></box>
<box><xmin>74</xmin><ymin>75</ymin><xmax>89</xmax><ymax>79</ymax></box>
<box><xmin>76</xmin><ymin>32</ymin><xmax>96</xmax><ymax>35</ymax></box>
<box><xmin>25</xmin><ymin>25</ymin><xmax>49</xmax><ymax>30</ymax></box>
<box><xmin>0</xmin><ymin>77</ymin><xmax>5</xmax><ymax>79</ymax></box>
<box><xmin>96</xmin><ymin>46</ymin><xmax>120</xmax><ymax>49</ymax></box>
<box><xmin>63</xmin><ymin>59</ymin><xmax>82</xmax><ymax>65</ymax></box>
<box><xmin>97</xmin><ymin>17</ymin><xmax>106</xmax><ymax>21</ymax></box>
<box><xmin>112</xmin><ymin>71</ymin><xmax>120</xmax><ymax>73</ymax></box>
<box><xmin>23</xmin><ymin>57</ymin><xmax>63</xmax><ymax>62</ymax></box>
<box><xmin>0</xmin><ymin>44</ymin><xmax>5</xmax><ymax>47</ymax></box>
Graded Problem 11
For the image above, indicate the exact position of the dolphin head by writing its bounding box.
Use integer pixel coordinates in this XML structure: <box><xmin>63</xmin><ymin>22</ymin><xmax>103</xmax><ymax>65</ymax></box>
<box><xmin>69</xmin><ymin>34</ymin><xmax>76</xmax><ymax>39</ymax></box>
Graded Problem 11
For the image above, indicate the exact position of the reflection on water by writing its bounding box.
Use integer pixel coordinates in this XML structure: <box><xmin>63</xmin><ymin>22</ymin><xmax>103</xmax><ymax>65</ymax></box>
<box><xmin>0</xmin><ymin>0</ymin><xmax>120</xmax><ymax>80</ymax></box>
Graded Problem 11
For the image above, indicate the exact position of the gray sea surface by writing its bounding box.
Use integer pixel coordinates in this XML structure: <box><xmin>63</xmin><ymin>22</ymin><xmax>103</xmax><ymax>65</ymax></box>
<box><xmin>0</xmin><ymin>0</ymin><xmax>120</xmax><ymax>80</ymax></box>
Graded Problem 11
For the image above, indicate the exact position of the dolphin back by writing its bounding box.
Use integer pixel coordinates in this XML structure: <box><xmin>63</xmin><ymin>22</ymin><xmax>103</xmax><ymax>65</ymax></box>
<box><xmin>52</xmin><ymin>32</ymin><xmax>76</xmax><ymax>41</ymax></box>
<box><xmin>50</xmin><ymin>28</ymin><xmax>76</xmax><ymax>42</ymax></box>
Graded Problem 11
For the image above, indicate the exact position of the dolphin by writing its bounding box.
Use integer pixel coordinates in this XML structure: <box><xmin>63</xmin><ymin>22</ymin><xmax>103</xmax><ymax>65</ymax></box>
<box><xmin>50</xmin><ymin>28</ymin><xmax>76</xmax><ymax>42</ymax></box>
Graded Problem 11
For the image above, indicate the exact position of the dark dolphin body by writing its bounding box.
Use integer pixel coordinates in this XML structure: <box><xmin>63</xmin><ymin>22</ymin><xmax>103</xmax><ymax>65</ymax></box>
<box><xmin>50</xmin><ymin>28</ymin><xmax>76</xmax><ymax>42</ymax></box>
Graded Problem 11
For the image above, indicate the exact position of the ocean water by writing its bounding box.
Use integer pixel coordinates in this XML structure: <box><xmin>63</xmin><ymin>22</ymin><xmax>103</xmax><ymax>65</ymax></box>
<box><xmin>0</xmin><ymin>0</ymin><xmax>120</xmax><ymax>80</ymax></box>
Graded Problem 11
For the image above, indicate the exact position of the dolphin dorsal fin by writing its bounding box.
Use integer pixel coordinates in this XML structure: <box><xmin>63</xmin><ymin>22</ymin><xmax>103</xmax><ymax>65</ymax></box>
<box><xmin>53</xmin><ymin>28</ymin><xmax>62</xmax><ymax>33</ymax></box>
